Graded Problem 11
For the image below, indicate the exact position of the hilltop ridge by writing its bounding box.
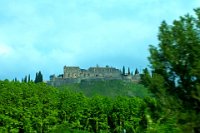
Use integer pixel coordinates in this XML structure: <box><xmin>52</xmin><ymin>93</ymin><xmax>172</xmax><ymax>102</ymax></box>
<box><xmin>48</xmin><ymin>65</ymin><xmax>140</xmax><ymax>86</ymax></box>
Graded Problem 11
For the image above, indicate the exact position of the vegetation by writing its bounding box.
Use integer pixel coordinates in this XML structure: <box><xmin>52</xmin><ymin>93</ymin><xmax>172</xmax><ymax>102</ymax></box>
<box><xmin>58</xmin><ymin>80</ymin><xmax>150</xmax><ymax>98</ymax></box>
<box><xmin>141</xmin><ymin>8</ymin><xmax>200</xmax><ymax>132</ymax></box>
<box><xmin>122</xmin><ymin>66</ymin><xmax>125</xmax><ymax>76</ymax></box>
<box><xmin>34</xmin><ymin>71</ymin><xmax>43</xmax><ymax>83</ymax></box>
<box><xmin>0</xmin><ymin>80</ymin><xmax>167</xmax><ymax>133</ymax></box>
<box><xmin>21</xmin><ymin>74</ymin><xmax>31</xmax><ymax>83</ymax></box>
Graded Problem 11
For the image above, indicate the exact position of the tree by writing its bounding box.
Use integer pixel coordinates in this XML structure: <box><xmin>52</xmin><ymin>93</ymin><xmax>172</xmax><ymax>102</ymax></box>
<box><xmin>35</xmin><ymin>73</ymin><xmax>38</xmax><ymax>83</ymax></box>
<box><xmin>122</xmin><ymin>66</ymin><xmax>125</xmax><ymax>75</ymax></box>
<box><xmin>38</xmin><ymin>71</ymin><xmax>43</xmax><ymax>82</ymax></box>
<box><xmin>128</xmin><ymin>67</ymin><xmax>130</xmax><ymax>75</ymax></box>
<box><xmin>24</xmin><ymin>75</ymin><xmax>27</xmax><ymax>83</ymax></box>
<box><xmin>34</xmin><ymin>71</ymin><xmax>43</xmax><ymax>83</ymax></box>
<box><xmin>134</xmin><ymin>68</ymin><xmax>139</xmax><ymax>75</ymax></box>
<box><xmin>148</xmin><ymin>8</ymin><xmax>200</xmax><ymax>132</ymax></box>
<box><xmin>28</xmin><ymin>74</ymin><xmax>31</xmax><ymax>82</ymax></box>
<box><xmin>14</xmin><ymin>77</ymin><xmax>18</xmax><ymax>82</ymax></box>
<box><xmin>140</xmin><ymin>68</ymin><xmax>151</xmax><ymax>87</ymax></box>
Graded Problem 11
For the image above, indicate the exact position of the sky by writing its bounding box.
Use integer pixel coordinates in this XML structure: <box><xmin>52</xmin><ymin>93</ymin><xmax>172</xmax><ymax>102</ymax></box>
<box><xmin>0</xmin><ymin>0</ymin><xmax>199</xmax><ymax>80</ymax></box>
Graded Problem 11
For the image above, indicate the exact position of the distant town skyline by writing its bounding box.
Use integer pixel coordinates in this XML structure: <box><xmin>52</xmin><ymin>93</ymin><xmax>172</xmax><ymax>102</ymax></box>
<box><xmin>0</xmin><ymin>0</ymin><xmax>199</xmax><ymax>80</ymax></box>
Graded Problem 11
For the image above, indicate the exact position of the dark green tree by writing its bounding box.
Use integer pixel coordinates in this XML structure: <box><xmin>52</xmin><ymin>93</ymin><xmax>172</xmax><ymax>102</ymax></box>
<box><xmin>148</xmin><ymin>8</ymin><xmax>200</xmax><ymax>132</ymax></box>
<box><xmin>14</xmin><ymin>77</ymin><xmax>18</xmax><ymax>82</ymax></box>
<box><xmin>128</xmin><ymin>67</ymin><xmax>130</xmax><ymax>75</ymax></box>
<box><xmin>24</xmin><ymin>75</ymin><xmax>27</xmax><ymax>83</ymax></box>
<box><xmin>34</xmin><ymin>71</ymin><xmax>43</xmax><ymax>83</ymax></box>
<box><xmin>38</xmin><ymin>71</ymin><xmax>43</xmax><ymax>82</ymax></box>
<box><xmin>28</xmin><ymin>74</ymin><xmax>31</xmax><ymax>82</ymax></box>
<box><xmin>134</xmin><ymin>68</ymin><xmax>139</xmax><ymax>75</ymax></box>
<box><xmin>35</xmin><ymin>73</ymin><xmax>38</xmax><ymax>83</ymax></box>
<box><xmin>122</xmin><ymin>66</ymin><xmax>125</xmax><ymax>75</ymax></box>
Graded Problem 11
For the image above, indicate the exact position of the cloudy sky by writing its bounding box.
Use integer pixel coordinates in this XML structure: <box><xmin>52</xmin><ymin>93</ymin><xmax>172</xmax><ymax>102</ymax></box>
<box><xmin>0</xmin><ymin>0</ymin><xmax>199</xmax><ymax>80</ymax></box>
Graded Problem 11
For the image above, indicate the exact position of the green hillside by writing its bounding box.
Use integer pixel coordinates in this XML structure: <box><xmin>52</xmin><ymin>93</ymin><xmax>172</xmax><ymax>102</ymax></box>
<box><xmin>57</xmin><ymin>80</ymin><xmax>151</xmax><ymax>98</ymax></box>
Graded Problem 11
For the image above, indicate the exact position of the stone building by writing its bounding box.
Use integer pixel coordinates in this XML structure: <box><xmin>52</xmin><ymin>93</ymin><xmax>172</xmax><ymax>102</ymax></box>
<box><xmin>48</xmin><ymin>65</ymin><xmax>140</xmax><ymax>86</ymax></box>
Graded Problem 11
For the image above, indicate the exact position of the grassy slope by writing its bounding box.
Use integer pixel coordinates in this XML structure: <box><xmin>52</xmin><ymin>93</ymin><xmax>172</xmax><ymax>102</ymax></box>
<box><xmin>58</xmin><ymin>80</ymin><xmax>150</xmax><ymax>98</ymax></box>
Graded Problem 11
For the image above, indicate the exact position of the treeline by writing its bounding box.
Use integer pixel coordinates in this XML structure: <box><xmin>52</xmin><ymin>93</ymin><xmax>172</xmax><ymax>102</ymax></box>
<box><xmin>122</xmin><ymin>66</ymin><xmax>139</xmax><ymax>76</ymax></box>
<box><xmin>0</xmin><ymin>80</ymin><xmax>179</xmax><ymax>133</ymax></box>
<box><xmin>13</xmin><ymin>71</ymin><xmax>43</xmax><ymax>83</ymax></box>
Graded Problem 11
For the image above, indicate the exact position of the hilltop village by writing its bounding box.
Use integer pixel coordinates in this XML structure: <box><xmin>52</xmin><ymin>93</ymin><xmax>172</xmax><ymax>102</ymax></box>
<box><xmin>48</xmin><ymin>65</ymin><xmax>140</xmax><ymax>86</ymax></box>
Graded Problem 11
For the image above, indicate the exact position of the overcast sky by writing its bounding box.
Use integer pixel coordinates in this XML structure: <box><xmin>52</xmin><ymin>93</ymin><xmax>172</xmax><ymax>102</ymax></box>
<box><xmin>0</xmin><ymin>0</ymin><xmax>199</xmax><ymax>80</ymax></box>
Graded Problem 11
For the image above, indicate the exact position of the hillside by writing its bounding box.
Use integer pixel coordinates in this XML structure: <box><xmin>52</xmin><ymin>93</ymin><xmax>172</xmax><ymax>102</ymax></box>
<box><xmin>57</xmin><ymin>80</ymin><xmax>150</xmax><ymax>98</ymax></box>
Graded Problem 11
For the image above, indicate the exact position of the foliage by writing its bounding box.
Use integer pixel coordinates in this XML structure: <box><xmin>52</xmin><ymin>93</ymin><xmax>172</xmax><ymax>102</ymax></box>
<box><xmin>144</xmin><ymin>8</ymin><xmax>200</xmax><ymax>132</ymax></box>
<box><xmin>149</xmin><ymin>8</ymin><xmax>200</xmax><ymax>109</ymax></box>
<box><xmin>0</xmin><ymin>81</ymin><xmax>59</xmax><ymax>132</ymax></box>
<box><xmin>21</xmin><ymin>74</ymin><xmax>31</xmax><ymax>83</ymax></box>
<box><xmin>140</xmin><ymin>68</ymin><xmax>151</xmax><ymax>87</ymax></box>
<box><xmin>0</xmin><ymin>80</ymin><xmax>178</xmax><ymax>133</ymax></box>
<box><xmin>122</xmin><ymin>66</ymin><xmax>125</xmax><ymax>75</ymax></box>
<box><xmin>128</xmin><ymin>67</ymin><xmax>130</xmax><ymax>75</ymax></box>
<box><xmin>134</xmin><ymin>68</ymin><xmax>139</xmax><ymax>75</ymax></box>
<box><xmin>34</xmin><ymin>71</ymin><xmax>43</xmax><ymax>83</ymax></box>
